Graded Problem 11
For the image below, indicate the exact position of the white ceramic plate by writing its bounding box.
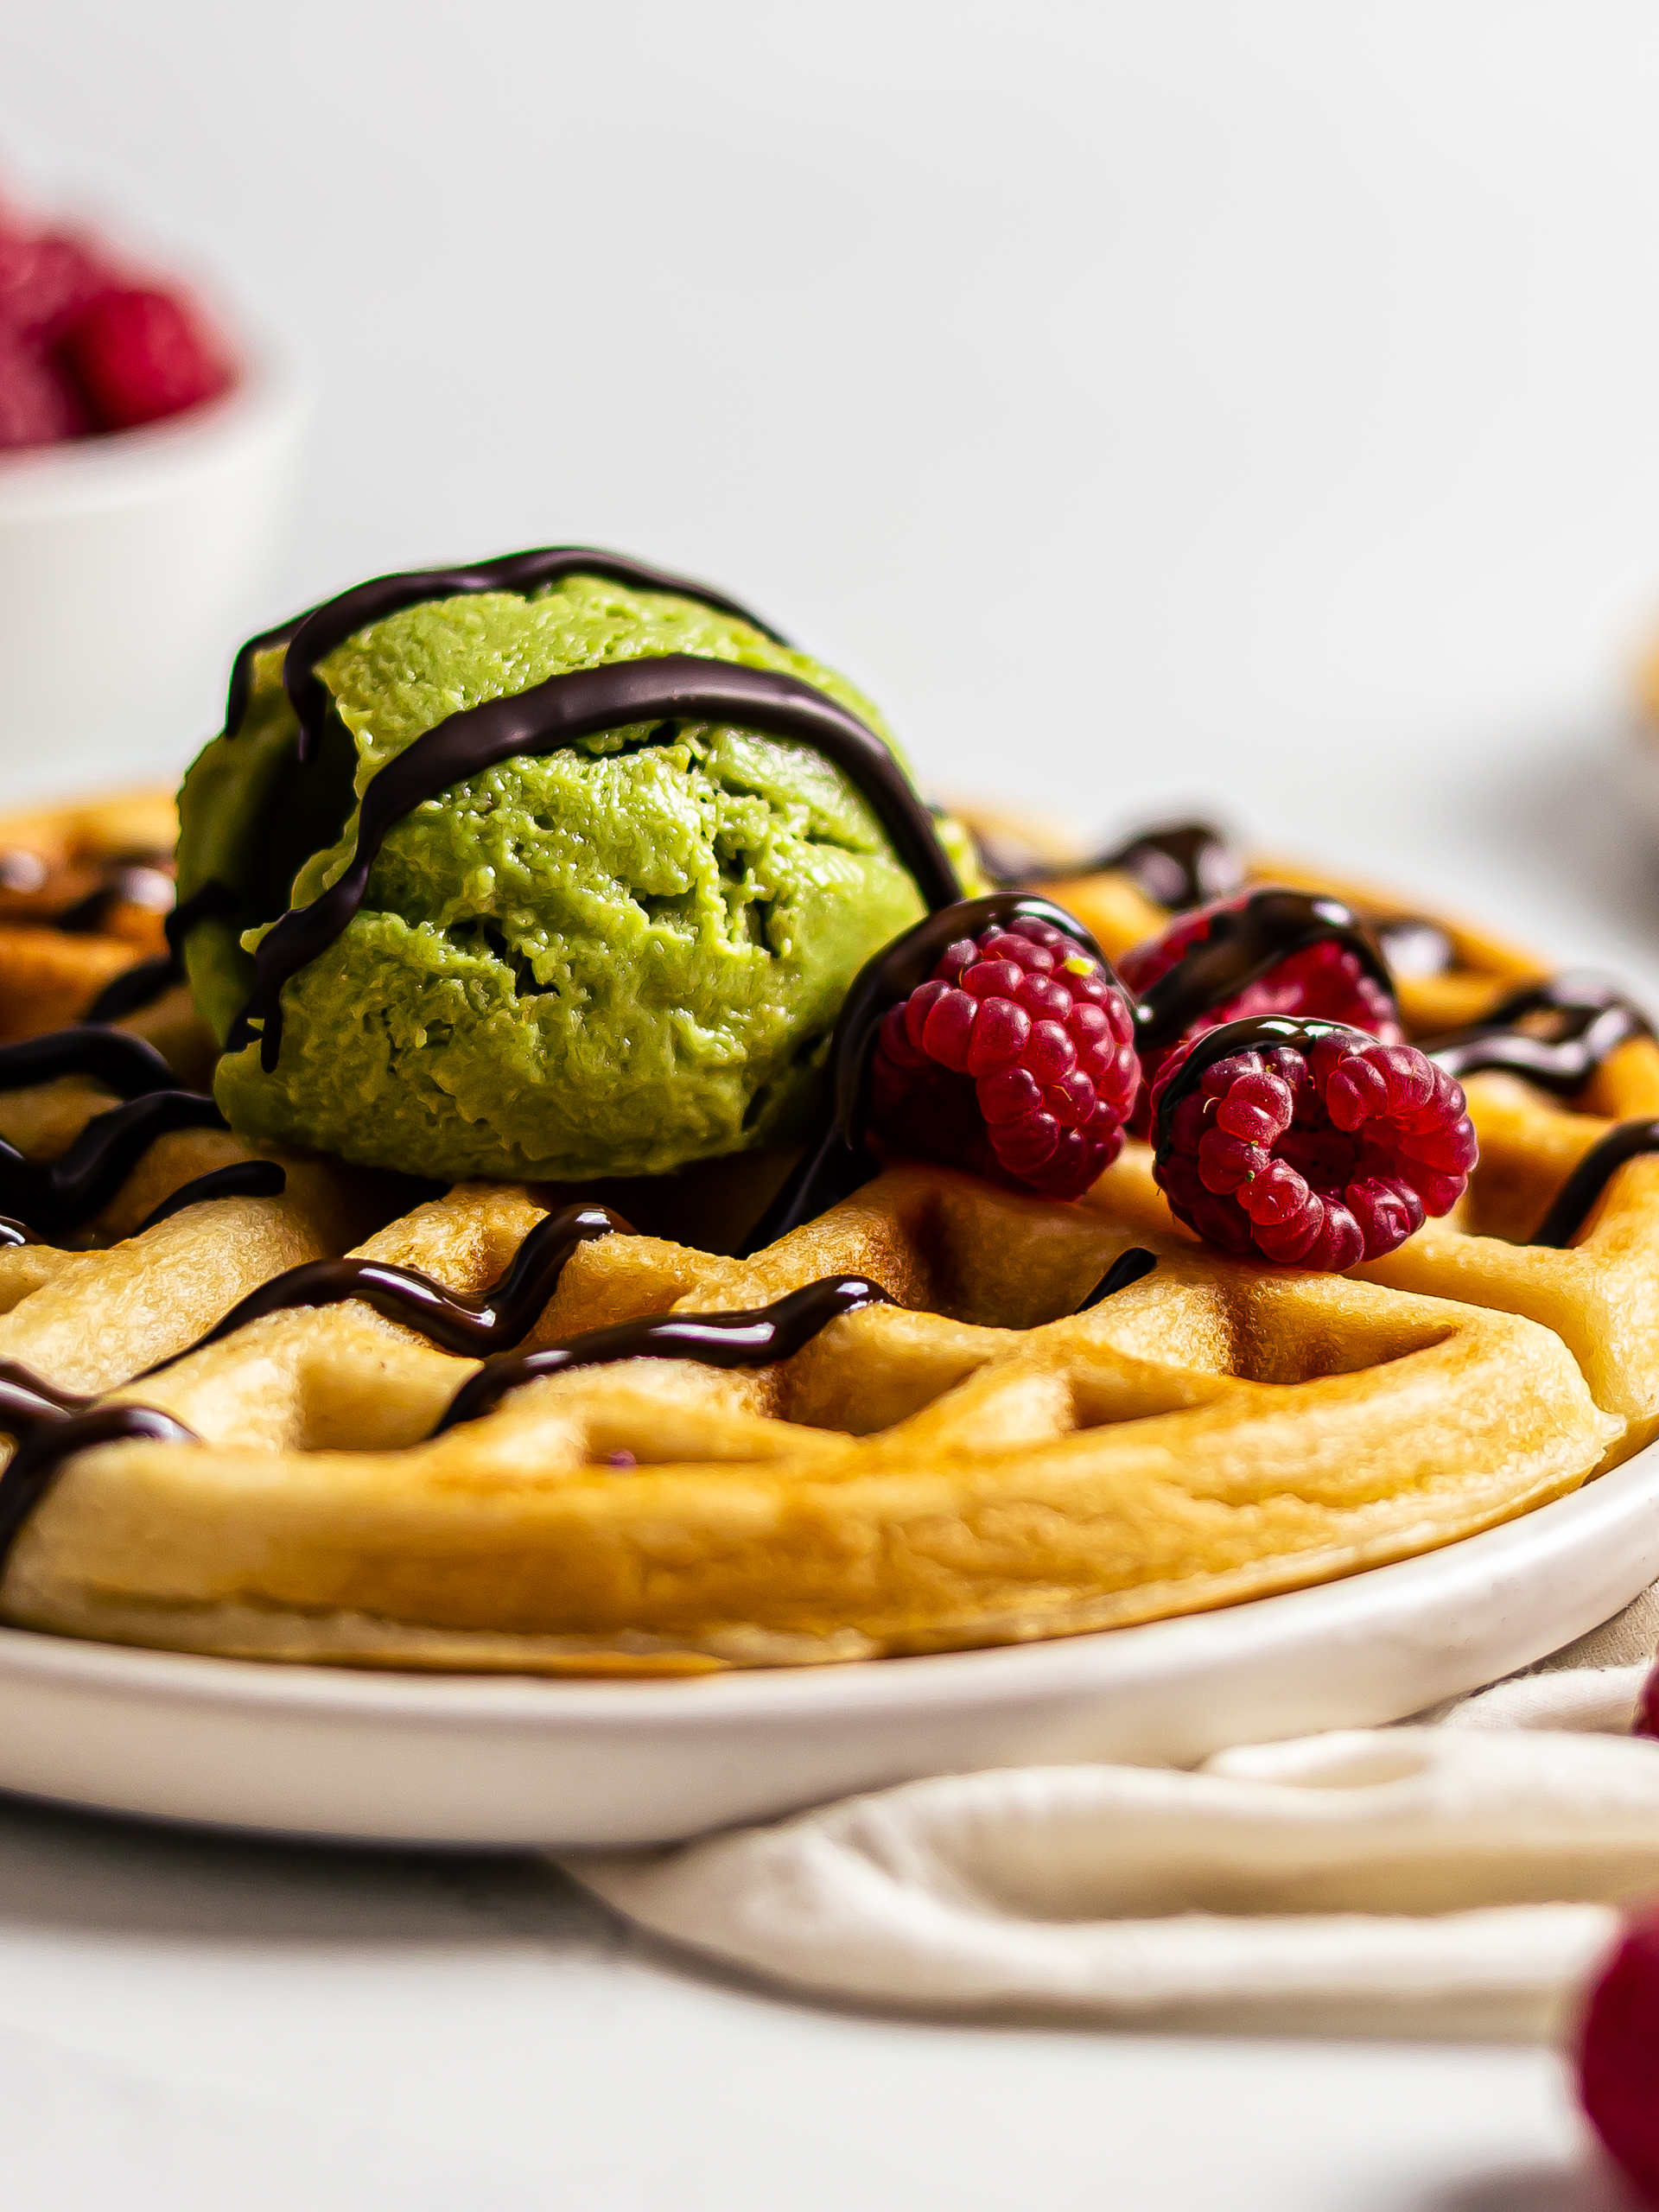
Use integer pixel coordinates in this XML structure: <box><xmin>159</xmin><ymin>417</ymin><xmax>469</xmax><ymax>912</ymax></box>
<box><xmin>0</xmin><ymin>1443</ymin><xmax>1655</xmax><ymax>1849</ymax></box>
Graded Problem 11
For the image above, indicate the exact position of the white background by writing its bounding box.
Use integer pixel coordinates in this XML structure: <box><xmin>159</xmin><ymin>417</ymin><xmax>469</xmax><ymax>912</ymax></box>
<box><xmin>3</xmin><ymin>4</ymin><xmax>1658</xmax><ymax>2204</ymax></box>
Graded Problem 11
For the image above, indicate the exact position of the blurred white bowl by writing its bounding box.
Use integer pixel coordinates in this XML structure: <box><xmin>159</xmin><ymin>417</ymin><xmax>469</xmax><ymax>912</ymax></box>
<box><xmin>0</xmin><ymin>338</ymin><xmax>305</xmax><ymax>781</ymax></box>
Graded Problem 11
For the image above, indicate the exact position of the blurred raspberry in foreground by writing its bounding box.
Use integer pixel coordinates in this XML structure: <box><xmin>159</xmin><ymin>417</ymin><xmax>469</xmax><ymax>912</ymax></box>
<box><xmin>1579</xmin><ymin>1909</ymin><xmax>1659</xmax><ymax>2204</ymax></box>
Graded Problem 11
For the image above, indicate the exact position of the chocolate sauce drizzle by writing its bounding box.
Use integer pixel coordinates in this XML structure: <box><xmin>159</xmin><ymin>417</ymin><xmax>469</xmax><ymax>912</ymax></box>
<box><xmin>0</xmin><ymin>1027</ymin><xmax>177</xmax><ymax>1099</ymax></box>
<box><xmin>0</xmin><ymin>1022</ymin><xmax>226</xmax><ymax>1237</ymax></box>
<box><xmin>435</xmin><ymin>1273</ymin><xmax>894</xmax><ymax>1434</ymax></box>
<box><xmin>0</xmin><ymin>1161</ymin><xmax>288</xmax><ymax>1252</ymax></box>
<box><xmin>1014</xmin><ymin>820</ymin><xmax>1245</xmax><ymax>912</ymax></box>
<box><xmin>0</xmin><ymin>1358</ymin><xmax>91</xmax><ymax>1430</ymax></box>
<box><xmin>0</xmin><ymin>1235</ymin><xmax>1169</xmax><ymax>1573</ymax></box>
<box><xmin>0</xmin><ymin>1024</ymin><xmax>291</xmax><ymax>1247</ymax></box>
<box><xmin>1134</xmin><ymin>890</ymin><xmax>1395</xmax><ymax>1056</ymax></box>
<box><xmin>0</xmin><ymin>848</ymin><xmax>173</xmax><ymax>937</ymax></box>
<box><xmin>0</xmin><ymin>1021</ymin><xmax>227</xmax><ymax>1238</ymax></box>
<box><xmin>0</xmin><ymin>1404</ymin><xmax>199</xmax><ymax>1571</ymax></box>
<box><xmin>1149</xmin><ymin>1015</ymin><xmax>1356</xmax><ymax>1151</ymax></box>
<box><xmin>224</xmin><ymin>547</ymin><xmax>789</xmax><ymax>756</ymax></box>
<box><xmin>229</xmin><ymin>657</ymin><xmax>962</xmax><ymax>1069</ymax></box>
<box><xmin>82</xmin><ymin>878</ymin><xmax>240</xmax><ymax>1025</ymax></box>
<box><xmin>130</xmin><ymin>1161</ymin><xmax>289</xmax><ymax>1237</ymax></box>
<box><xmin>140</xmin><ymin>1201</ymin><xmax>626</xmax><ymax>1377</ymax></box>
<box><xmin>0</xmin><ymin>1090</ymin><xmax>226</xmax><ymax>1237</ymax></box>
<box><xmin>439</xmin><ymin>1231</ymin><xmax>1163</xmax><ymax>1436</ymax></box>
<box><xmin>993</xmin><ymin>816</ymin><xmax>1462</xmax><ymax>986</ymax></box>
<box><xmin>1077</xmin><ymin>1247</ymin><xmax>1159</xmax><ymax>1308</ymax></box>
<box><xmin>737</xmin><ymin>893</ymin><xmax>1109</xmax><ymax>1255</ymax></box>
<box><xmin>1528</xmin><ymin>1120</ymin><xmax>1659</xmax><ymax>1248</ymax></box>
<box><xmin>1425</xmin><ymin>976</ymin><xmax>1655</xmax><ymax>1096</ymax></box>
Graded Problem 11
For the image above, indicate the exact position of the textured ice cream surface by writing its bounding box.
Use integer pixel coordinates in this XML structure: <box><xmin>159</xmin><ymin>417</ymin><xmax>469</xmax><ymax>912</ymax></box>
<box><xmin>178</xmin><ymin>575</ymin><xmax>972</xmax><ymax>1183</ymax></box>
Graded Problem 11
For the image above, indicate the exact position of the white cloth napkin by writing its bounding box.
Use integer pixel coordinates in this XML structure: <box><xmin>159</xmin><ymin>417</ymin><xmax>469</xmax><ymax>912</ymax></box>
<box><xmin>561</xmin><ymin>1587</ymin><xmax>1659</xmax><ymax>2038</ymax></box>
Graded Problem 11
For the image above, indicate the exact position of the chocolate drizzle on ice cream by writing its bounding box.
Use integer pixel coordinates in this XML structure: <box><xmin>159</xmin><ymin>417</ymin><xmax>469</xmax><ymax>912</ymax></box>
<box><xmin>224</xmin><ymin>547</ymin><xmax>791</xmax><ymax>756</ymax></box>
<box><xmin>227</xmin><ymin>655</ymin><xmax>965</xmax><ymax>1069</ymax></box>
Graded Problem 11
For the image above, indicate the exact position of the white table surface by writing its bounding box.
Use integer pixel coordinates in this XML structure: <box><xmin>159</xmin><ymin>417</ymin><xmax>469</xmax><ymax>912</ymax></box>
<box><xmin>4</xmin><ymin>3</ymin><xmax>1659</xmax><ymax>2203</ymax></box>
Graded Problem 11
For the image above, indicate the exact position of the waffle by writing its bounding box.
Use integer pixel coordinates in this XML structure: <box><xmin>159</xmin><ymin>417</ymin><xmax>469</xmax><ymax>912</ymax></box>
<box><xmin>0</xmin><ymin>808</ymin><xmax>1643</xmax><ymax>1675</ymax></box>
<box><xmin>0</xmin><ymin>788</ymin><xmax>216</xmax><ymax>1085</ymax></box>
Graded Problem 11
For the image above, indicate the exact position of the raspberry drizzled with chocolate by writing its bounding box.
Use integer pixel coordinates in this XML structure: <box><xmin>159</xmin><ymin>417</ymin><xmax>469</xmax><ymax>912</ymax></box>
<box><xmin>1147</xmin><ymin>1016</ymin><xmax>1477</xmax><ymax>1268</ymax></box>
<box><xmin>1118</xmin><ymin>887</ymin><xmax>1403</xmax><ymax>1135</ymax></box>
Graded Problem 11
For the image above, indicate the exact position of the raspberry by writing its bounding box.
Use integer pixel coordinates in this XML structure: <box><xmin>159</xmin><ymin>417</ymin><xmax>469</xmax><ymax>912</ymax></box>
<box><xmin>1119</xmin><ymin>892</ymin><xmax>1403</xmax><ymax>1136</ymax></box>
<box><xmin>0</xmin><ymin>327</ymin><xmax>86</xmax><ymax>450</ymax></box>
<box><xmin>1149</xmin><ymin>1019</ymin><xmax>1476</xmax><ymax>1268</ymax></box>
<box><xmin>868</xmin><ymin>917</ymin><xmax>1141</xmax><ymax>1201</ymax></box>
<box><xmin>0</xmin><ymin>226</ymin><xmax>113</xmax><ymax>344</ymax></box>
<box><xmin>1578</xmin><ymin>1910</ymin><xmax>1659</xmax><ymax>2202</ymax></box>
<box><xmin>58</xmin><ymin>286</ymin><xmax>231</xmax><ymax>433</ymax></box>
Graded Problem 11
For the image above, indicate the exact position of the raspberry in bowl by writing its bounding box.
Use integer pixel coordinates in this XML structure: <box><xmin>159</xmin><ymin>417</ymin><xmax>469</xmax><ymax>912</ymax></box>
<box><xmin>0</xmin><ymin>188</ymin><xmax>302</xmax><ymax>776</ymax></box>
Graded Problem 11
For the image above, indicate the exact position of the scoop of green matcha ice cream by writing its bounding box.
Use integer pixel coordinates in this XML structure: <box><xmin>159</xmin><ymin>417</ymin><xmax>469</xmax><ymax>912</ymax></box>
<box><xmin>177</xmin><ymin>574</ymin><xmax>972</xmax><ymax>1184</ymax></box>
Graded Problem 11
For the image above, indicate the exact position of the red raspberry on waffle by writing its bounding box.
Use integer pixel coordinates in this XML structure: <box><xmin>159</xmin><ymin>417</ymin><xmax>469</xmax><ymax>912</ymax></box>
<box><xmin>1149</xmin><ymin>1016</ymin><xmax>1477</xmax><ymax>1270</ymax></box>
<box><xmin>1120</xmin><ymin>889</ymin><xmax>1403</xmax><ymax>1135</ymax></box>
<box><xmin>868</xmin><ymin>916</ymin><xmax>1141</xmax><ymax>1202</ymax></box>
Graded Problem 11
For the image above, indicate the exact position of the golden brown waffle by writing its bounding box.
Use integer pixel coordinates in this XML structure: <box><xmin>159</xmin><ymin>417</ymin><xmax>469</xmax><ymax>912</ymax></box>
<box><xmin>0</xmin><ymin>1148</ymin><xmax>1616</xmax><ymax>1671</ymax></box>
<box><xmin>1356</xmin><ymin>1038</ymin><xmax>1659</xmax><ymax>1459</ymax></box>
<box><xmin>0</xmin><ymin>789</ymin><xmax>214</xmax><ymax>1084</ymax></box>
<box><xmin>0</xmin><ymin>1069</ymin><xmax>411</xmax><ymax>1389</ymax></box>
<box><xmin>0</xmin><ymin>812</ymin><xmax>1645</xmax><ymax>1675</ymax></box>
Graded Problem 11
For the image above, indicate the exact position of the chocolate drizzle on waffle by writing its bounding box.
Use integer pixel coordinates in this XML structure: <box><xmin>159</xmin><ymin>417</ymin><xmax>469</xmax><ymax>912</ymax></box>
<box><xmin>1529</xmin><ymin>1120</ymin><xmax>1659</xmax><ymax>1248</ymax></box>
<box><xmin>435</xmin><ymin>1274</ymin><xmax>895</xmax><ymax>1434</ymax></box>
<box><xmin>1077</xmin><ymin>1247</ymin><xmax>1159</xmax><ymax>1307</ymax></box>
<box><xmin>223</xmin><ymin>547</ymin><xmax>790</xmax><ymax>755</ymax></box>
<box><xmin>0</xmin><ymin>1027</ymin><xmax>228</xmax><ymax>1238</ymax></box>
<box><xmin>1425</xmin><ymin>976</ymin><xmax>1655</xmax><ymax>1096</ymax></box>
<box><xmin>738</xmin><ymin>893</ymin><xmax>1109</xmax><ymax>1255</ymax></box>
<box><xmin>0</xmin><ymin>846</ymin><xmax>174</xmax><ymax>935</ymax></box>
<box><xmin>1134</xmin><ymin>892</ymin><xmax>1395</xmax><ymax>1056</ymax></box>
<box><xmin>0</xmin><ymin>1091</ymin><xmax>226</xmax><ymax>1237</ymax></box>
<box><xmin>0</xmin><ymin>1356</ymin><xmax>189</xmax><ymax>1586</ymax></box>
<box><xmin>0</xmin><ymin>1359</ymin><xmax>91</xmax><ymax>1428</ymax></box>
<box><xmin>1014</xmin><ymin>820</ymin><xmax>1245</xmax><ymax>912</ymax></box>
<box><xmin>129</xmin><ymin>1161</ymin><xmax>289</xmax><ymax>1237</ymax></box>
<box><xmin>141</xmin><ymin>1201</ymin><xmax>627</xmax><ymax>1376</ymax></box>
<box><xmin>0</xmin><ymin>1033</ymin><xmax>281</xmax><ymax>1245</ymax></box>
<box><xmin>0</xmin><ymin>1404</ymin><xmax>200</xmax><ymax>1571</ymax></box>
<box><xmin>82</xmin><ymin>878</ymin><xmax>240</xmax><ymax>1023</ymax></box>
<box><xmin>3</xmin><ymin>1163</ymin><xmax>285</xmax><ymax>1250</ymax></box>
<box><xmin>0</xmin><ymin>1028</ymin><xmax>178</xmax><ymax>1098</ymax></box>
